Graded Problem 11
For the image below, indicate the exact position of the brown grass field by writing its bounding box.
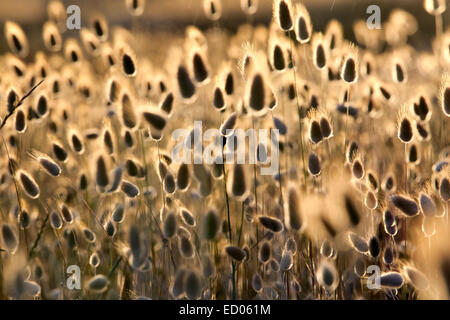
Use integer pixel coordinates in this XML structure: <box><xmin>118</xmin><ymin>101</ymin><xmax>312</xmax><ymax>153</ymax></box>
<box><xmin>0</xmin><ymin>0</ymin><xmax>449</xmax><ymax>300</ymax></box>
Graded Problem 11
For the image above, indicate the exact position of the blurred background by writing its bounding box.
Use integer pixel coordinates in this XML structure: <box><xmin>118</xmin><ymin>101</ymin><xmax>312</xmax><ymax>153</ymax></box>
<box><xmin>0</xmin><ymin>0</ymin><xmax>449</xmax><ymax>53</ymax></box>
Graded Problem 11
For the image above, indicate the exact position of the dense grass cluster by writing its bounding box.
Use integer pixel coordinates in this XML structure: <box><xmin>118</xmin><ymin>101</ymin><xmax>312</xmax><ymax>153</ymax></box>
<box><xmin>0</xmin><ymin>0</ymin><xmax>449</xmax><ymax>300</ymax></box>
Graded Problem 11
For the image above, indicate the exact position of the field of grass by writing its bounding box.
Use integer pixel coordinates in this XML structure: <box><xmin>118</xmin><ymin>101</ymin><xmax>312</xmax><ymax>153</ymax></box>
<box><xmin>0</xmin><ymin>0</ymin><xmax>449</xmax><ymax>300</ymax></box>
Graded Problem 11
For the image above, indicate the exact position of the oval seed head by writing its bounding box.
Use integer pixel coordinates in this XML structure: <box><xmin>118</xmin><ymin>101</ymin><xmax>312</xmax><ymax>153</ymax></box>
<box><xmin>258</xmin><ymin>241</ymin><xmax>271</xmax><ymax>264</ymax></box>
<box><xmin>121</xmin><ymin>180</ymin><xmax>140</xmax><ymax>198</ymax></box>
<box><xmin>228</xmin><ymin>164</ymin><xmax>248</xmax><ymax>201</ymax></box>
<box><xmin>203</xmin><ymin>0</ymin><xmax>222</xmax><ymax>21</ymax></box>
<box><xmin>320</xmin><ymin>240</ymin><xmax>333</xmax><ymax>258</ymax></box>
<box><xmin>105</xmin><ymin>220</ymin><xmax>116</xmax><ymax>238</ymax></box>
<box><xmin>50</xmin><ymin>211</ymin><xmax>63</xmax><ymax>229</ymax></box>
<box><xmin>317</xmin><ymin>260</ymin><xmax>339</xmax><ymax>292</ymax></box>
<box><xmin>125</xmin><ymin>0</ymin><xmax>145</xmax><ymax>16</ymax></box>
<box><xmin>391</xmin><ymin>195</ymin><xmax>419</xmax><ymax>217</ymax></box>
<box><xmin>86</xmin><ymin>275</ymin><xmax>109</xmax><ymax>293</ymax></box>
<box><xmin>89</xmin><ymin>252</ymin><xmax>101</xmax><ymax>268</ymax></box>
<box><xmin>112</xmin><ymin>204</ymin><xmax>125</xmax><ymax>223</ymax></box>
<box><xmin>213</xmin><ymin>86</ymin><xmax>225</xmax><ymax>110</ymax></box>
<box><xmin>60</xmin><ymin>204</ymin><xmax>73</xmax><ymax>223</ymax></box>
<box><xmin>352</xmin><ymin>159</ymin><xmax>364</xmax><ymax>180</ymax></box>
<box><xmin>380</xmin><ymin>272</ymin><xmax>404</xmax><ymax>289</ymax></box>
<box><xmin>184</xmin><ymin>270</ymin><xmax>202</xmax><ymax>300</ymax></box>
<box><xmin>14</xmin><ymin>109</ymin><xmax>27</xmax><ymax>133</ymax></box>
<box><xmin>285</xmin><ymin>184</ymin><xmax>302</xmax><ymax>231</ymax></box>
<box><xmin>271</xmin><ymin>43</ymin><xmax>286</xmax><ymax>71</ymax></box>
<box><xmin>419</xmin><ymin>192</ymin><xmax>437</xmax><ymax>217</ymax></box>
<box><xmin>159</xmin><ymin>92</ymin><xmax>174</xmax><ymax>116</ymax></box>
<box><xmin>180</xmin><ymin>208</ymin><xmax>196</xmax><ymax>227</ymax></box>
<box><xmin>441</xmin><ymin>84</ymin><xmax>450</xmax><ymax>117</ymax></box>
<box><xmin>319</xmin><ymin>116</ymin><xmax>333</xmax><ymax>139</ymax></box>
<box><xmin>177</xmin><ymin>64</ymin><xmax>196</xmax><ymax>101</ymax></box>
<box><xmin>364</xmin><ymin>191</ymin><xmax>378</xmax><ymax>210</ymax></box>
<box><xmin>309</xmin><ymin>120</ymin><xmax>323</xmax><ymax>145</ymax></box>
<box><xmin>393</xmin><ymin>61</ymin><xmax>406</xmax><ymax>83</ymax></box>
<box><xmin>179</xmin><ymin>236</ymin><xmax>194</xmax><ymax>258</ymax></box>
<box><xmin>120</xmin><ymin>92</ymin><xmax>138</xmax><ymax>130</ymax></box>
<box><xmin>383</xmin><ymin>246</ymin><xmax>394</xmax><ymax>265</ymax></box>
<box><xmin>96</xmin><ymin>154</ymin><xmax>109</xmax><ymax>188</ymax></box>
<box><xmin>312</xmin><ymin>33</ymin><xmax>327</xmax><ymax>69</ymax></box>
<box><xmin>398</xmin><ymin>116</ymin><xmax>414</xmax><ymax>143</ymax></box>
<box><xmin>68</xmin><ymin>130</ymin><xmax>84</xmax><ymax>154</ymax></box>
<box><xmin>5</xmin><ymin>21</ymin><xmax>29</xmax><ymax>58</ymax></box>
<box><xmin>201</xmin><ymin>209</ymin><xmax>220</xmax><ymax>240</ymax></box>
<box><xmin>440</xmin><ymin>177</ymin><xmax>450</xmax><ymax>202</ymax></box>
<box><xmin>91</xmin><ymin>14</ymin><xmax>108</xmax><ymax>41</ymax></box>
<box><xmin>246</xmin><ymin>73</ymin><xmax>266</xmax><ymax>114</ymax></box>
<box><xmin>348</xmin><ymin>232</ymin><xmax>369</xmax><ymax>253</ymax></box>
<box><xmin>252</xmin><ymin>273</ymin><xmax>263</xmax><ymax>292</ymax></box>
<box><xmin>369</xmin><ymin>236</ymin><xmax>380</xmax><ymax>258</ymax></box>
<box><xmin>192</xmin><ymin>52</ymin><xmax>209</xmax><ymax>84</ymax></box>
<box><xmin>1</xmin><ymin>224</ymin><xmax>18</xmax><ymax>254</ymax></box>
<box><xmin>274</xmin><ymin>0</ymin><xmax>293</xmax><ymax>31</ymax></box>
<box><xmin>273</xmin><ymin>116</ymin><xmax>287</xmax><ymax>135</ymax></box>
<box><xmin>172</xmin><ymin>268</ymin><xmax>186</xmax><ymax>298</ymax></box>
<box><xmin>163</xmin><ymin>173</ymin><xmax>176</xmax><ymax>194</ymax></box>
<box><xmin>341</xmin><ymin>55</ymin><xmax>358</xmax><ymax>83</ymax></box>
<box><xmin>308</xmin><ymin>152</ymin><xmax>321</xmax><ymax>176</ymax></box>
<box><xmin>141</xmin><ymin>105</ymin><xmax>168</xmax><ymax>133</ymax></box>
<box><xmin>17</xmin><ymin>170</ymin><xmax>40</xmax><ymax>199</ymax></box>
<box><xmin>42</xmin><ymin>21</ymin><xmax>62</xmax><ymax>52</ymax></box>
<box><xmin>163</xmin><ymin>212</ymin><xmax>177</xmax><ymax>239</ymax></box>
<box><xmin>225</xmin><ymin>245</ymin><xmax>246</xmax><ymax>262</ymax></box>
<box><xmin>82</xmin><ymin>227</ymin><xmax>96</xmax><ymax>243</ymax></box>
<box><xmin>120</xmin><ymin>47</ymin><xmax>137</xmax><ymax>77</ymax></box>
<box><xmin>258</xmin><ymin>216</ymin><xmax>283</xmax><ymax>233</ymax></box>
<box><xmin>176</xmin><ymin>163</ymin><xmax>191</xmax><ymax>192</ymax></box>
<box><xmin>37</xmin><ymin>155</ymin><xmax>61</xmax><ymax>177</ymax></box>
<box><xmin>294</xmin><ymin>3</ymin><xmax>312</xmax><ymax>43</ymax></box>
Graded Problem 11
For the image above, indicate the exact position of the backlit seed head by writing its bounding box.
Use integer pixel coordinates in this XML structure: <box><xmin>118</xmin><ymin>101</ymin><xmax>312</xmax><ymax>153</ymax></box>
<box><xmin>398</xmin><ymin>115</ymin><xmax>414</xmax><ymax>144</ymax></box>
<box><xmin>17</xmin><ymin>170</ymin><xmax>40</xmax><ymax>199</ymax></box>
<box><xmin>201</xmin><ymin>209</ymin><xmax>220</xmax><ymax>240</ymax></box>
<box><xmin>86</xmin><ymin>275</ymin><xmax>109</xmax><ymax>293</ymax></box>
<box><xmin>341</xmin><ymin>55</ymin><xmax>358</xmax><ymax>83</ymax></box>
<box><xmin>125</xmin><ymin>0</ymin><xmax>145</xmax><ymax>16</ymax></box>
<box><xmin>203</xmin><ymin>0</ymin><xmax>222</xmax><ymax>21</ymax></box>
<box><xmin>294</xmin><ymin>3</ymin><xmax>312</xmax><ymax>43</ymax></box>
<box><xmin>38</xmin><ymin>155</ymin><xmax>61</xmax><ymax>177</ymax></box>
<box><xmin>274</xmin><ymin>0</ymin><xmax>293</xmax><ymax>31</ymax></box>
<box><xmin>121</xmin><ymin>180</ymin><xmax>140</xmax><ymax>198</ymax></box>
<box><xmin>258</xmin><ymin>216</ymin><xmax>283</xmax><ymax>233</ymax></box>
<box><xmin>312</xmin><ymin>33</ymin><xmax>327</xmax><ymax>70</ymax></box>
<box><xmin>5</xmin><ymin>21</ymin><xmax>29</xmax><ymax>58</ymax></box>
<box><xmin>228</xmin><ymin>164</ymin><xmax>249</xmax><ymax>201</ymax></box>
<box><xmin>241</xmin><ymin>0</ymin><xmax>258</xmax><ymax>15</ymax></box>
<box><xmin>380</xmin><ymin>272</ymin><xmax>404</xmax><ymax>289</ymax></box>
<box><xmin>285</xmin><ymin>183</ymin><xmax>302</xmax><ymax>231</ymax></box>
<box><xmin>391</xmin><ymin>194</ymin><xmax>419</xmax><ymax>217</ymax></box>
<box><xmin>42</xmin><ymin>21</ymin><xmax>62</xmax><ymax>52</ymax></box>
<box><xmin>225</xmin><ymin>245</ymin><xmax>246</xmax><ymax>262</ymax></box>
<box><xmin>317</xmin><ymin>260</ymin><xmax>339</xmax><ymax>292</ymax></box>
<box><xmin>1</xmin><ymin>224</ymin><xmax>18</xmax><ymax>254</ymax></box>
<box><xmin>89</xmin><ymin>252</ymin><xmax>101</xmax><ymax>268</ymax></box>
<box><xmin>348</xmin><ymin>232</ymin><xmax>369</xmax><ymax>253</ymax></box>
<box><xmin>308</xmin><ymin>152</ymin><xmax>321</xmax><ymax>176</ymax></box>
